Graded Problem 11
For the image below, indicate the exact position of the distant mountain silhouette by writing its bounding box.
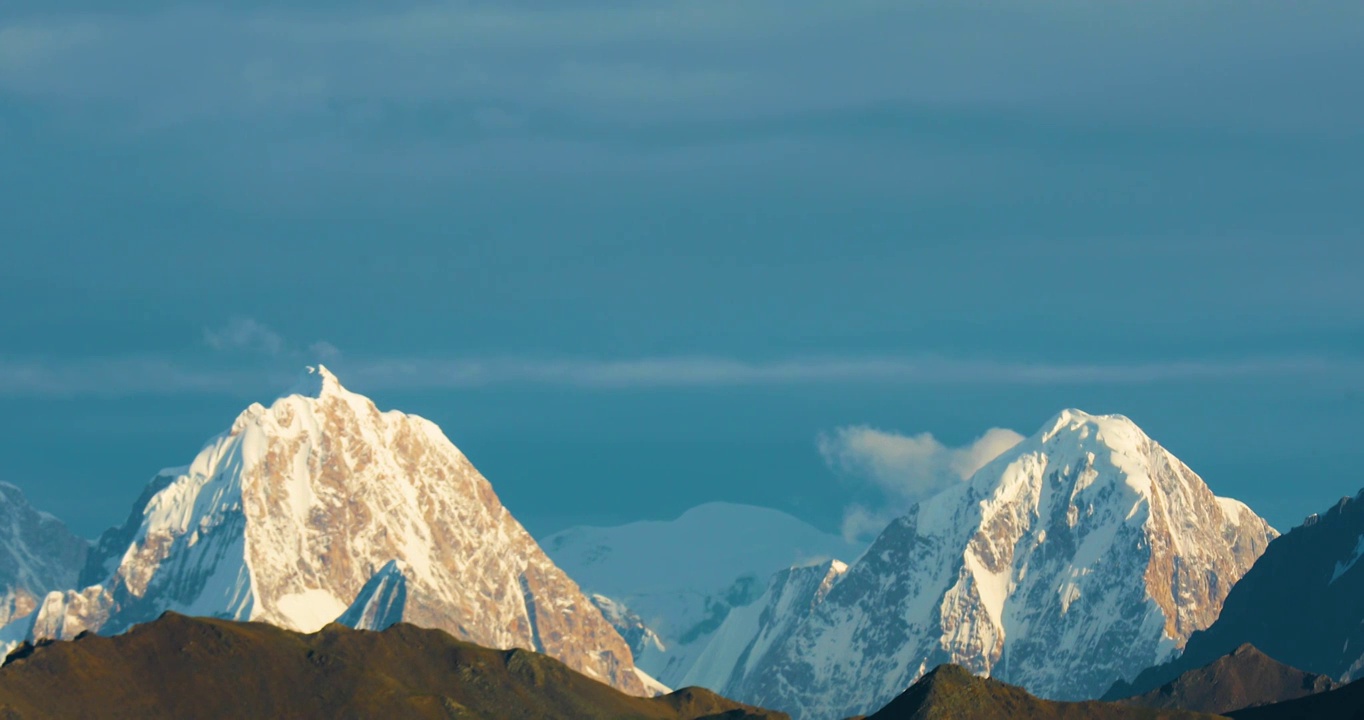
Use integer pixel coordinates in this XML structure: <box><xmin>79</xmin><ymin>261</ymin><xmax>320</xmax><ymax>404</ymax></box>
<box><xmin>0</xmin><ymin>613</ymin><xmax>786</xmax><ymax>720</ymax></box>
<box><xmin>852</xmin><ymin>664</ymin><xmax>1218</xmax><ymax>720</ymax></box>
<box><xmin>1117</xmin><ymin>644</ymin><xmax>1337</xmax><ymax>714</ymax></box>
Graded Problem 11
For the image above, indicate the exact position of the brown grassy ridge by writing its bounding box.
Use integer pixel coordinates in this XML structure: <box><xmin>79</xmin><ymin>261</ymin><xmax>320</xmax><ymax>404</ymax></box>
<box><xmin>0</xmin><ymin>613</ymin><xmax>787</xmax><ymax>720</ymax></box>
<box><xmin>1115</xmin><ymin>644</ymin><xmax>1338</xmax><ymax>715</ymax></box>
<box><xmin>852</xmin><ymin>665</ymin><xmax>1223</xmax><ymax>720</ymax></box>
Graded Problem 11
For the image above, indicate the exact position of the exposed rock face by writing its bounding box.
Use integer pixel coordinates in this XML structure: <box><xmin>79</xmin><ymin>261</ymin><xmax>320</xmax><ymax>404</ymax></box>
<box><xmin>26</xmin><ymin>366</ymin><xmax>645</xmax><ymax>695</ymax></box>
<box><xmin>712</xmin><ymin>410</ymin><xmax>1276</xmax><ymax>718</ymax></box>
<box><xmin>0</xmin><ymin>484</ymin><xmax>89</xmax><ymax>630</ymax></box>
<box><xmin>1109</xmin><ymin>487</ymin><xmax>1364</xmax><ymax>699</ymax></box>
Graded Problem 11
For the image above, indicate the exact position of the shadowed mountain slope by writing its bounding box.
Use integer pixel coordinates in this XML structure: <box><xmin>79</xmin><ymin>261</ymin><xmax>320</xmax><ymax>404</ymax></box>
<box><xmin>1118</xmin><ymin>644</ymin><xmax>1337</xmax><ymax>714</ymax></box>
<box><xmin>1226</xmin><ymin>678</ymin><xmax>1364</xmax><ymax>720</ymax></box>
<box><xmin>1107</xmin><ymin>490</ymin><xmax>1364</xmax><ymax>700</ymax></box>
<box><xmin>0</xmin><ymin>613</ymin><xmax>786</xmax><ymax>720</ymax></box>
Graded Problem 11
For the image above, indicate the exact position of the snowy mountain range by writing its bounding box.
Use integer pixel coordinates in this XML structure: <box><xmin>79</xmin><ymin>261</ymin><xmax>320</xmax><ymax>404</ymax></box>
<box><xmin>7</xmin><ymin>367</ymin><xmax>648</xmax><ymax>695</ymax></box>
<box><xmin>0</xmin><ymin>381</ymin><xmax>1298</xmax><ymax>718</ymax></box>
<box><xmin>542</xmin><ymin>502</ymin><xmax>863</xmax><ymax>688</ymax></box>
<box><xmin>696</xmin><ymin>410</ymin><xmax>1276</xmax><ymax>719</ymax></box>
<box><xmin>0</xmin><ymin>485</ymin><xmax>88</xmax><ymax>630</ymax></box>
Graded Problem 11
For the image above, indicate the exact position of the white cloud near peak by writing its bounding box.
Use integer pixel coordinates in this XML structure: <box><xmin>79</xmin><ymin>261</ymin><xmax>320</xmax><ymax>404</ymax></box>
<box><xmin>819</xmin><ymin>425</ymin><xmax>1025</xmax><ymax>541</ymax></box>
<box><xmin>202</xmin><ymin>317</ymin><xmax>339</xmax><ymax>362</ymax></box>
<box><xmin>203</xmin><ymin>317</ymin><xmax>286</xmax><ymax>356</ymax></box>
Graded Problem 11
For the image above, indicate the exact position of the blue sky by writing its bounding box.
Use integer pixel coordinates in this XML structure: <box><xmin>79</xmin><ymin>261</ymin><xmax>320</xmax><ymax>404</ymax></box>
<box><xmin>2</xmin><ymin>0</ymin><xmax>1361</xmax><ymax>539</ymax></box>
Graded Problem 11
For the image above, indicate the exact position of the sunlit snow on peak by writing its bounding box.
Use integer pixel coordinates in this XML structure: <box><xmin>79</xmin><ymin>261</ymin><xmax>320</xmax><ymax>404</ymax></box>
<box><xmin>1041</xmin><ymin>408</ymin><xmax>1145</xmax><ymax>447</ymax></box>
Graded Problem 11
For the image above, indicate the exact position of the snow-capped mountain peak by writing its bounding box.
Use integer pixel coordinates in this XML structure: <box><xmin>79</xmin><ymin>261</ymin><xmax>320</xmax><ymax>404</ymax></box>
<box><xmin>25</xmin><ymin>366</ymin><xmax>647</xmax><ymax>695</ymax></box>
<box><xmin>1040</xmin><ymin>408</ymin><xmax>1141</xmax><ymax>443</ymax></box>
<box><xmin>707</xmin><ymin>409</ymin><xmax>1277</xmax><ymax>719</ymax></box>
<box><xmin>284</xmin><ymin>364</ymin><xmax>345</xmax><ymax>400</ymax></box>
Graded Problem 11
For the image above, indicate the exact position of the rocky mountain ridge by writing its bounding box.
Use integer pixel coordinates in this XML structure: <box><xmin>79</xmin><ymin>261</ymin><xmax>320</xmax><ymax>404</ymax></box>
<box><xmin>1117</xmin><ymin>644</ymin><xmax>1338</xmax><ymax>714</ymax></box>
<box><xmin>0</xmin><ymin>612</ymin><xmax>785</xmax><ymax>720</ymax></box>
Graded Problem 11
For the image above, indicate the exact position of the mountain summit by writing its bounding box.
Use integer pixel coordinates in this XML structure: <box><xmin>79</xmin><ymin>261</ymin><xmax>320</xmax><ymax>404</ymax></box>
<box><xmin>707</xmin><ymin>409</ymin><xmax>1276</xmax><ymax>718</ymax></box>
<box><xmin>21</xmin><ymin>367</ymin><xmax>647</xmax><ymax>694</ymax></box>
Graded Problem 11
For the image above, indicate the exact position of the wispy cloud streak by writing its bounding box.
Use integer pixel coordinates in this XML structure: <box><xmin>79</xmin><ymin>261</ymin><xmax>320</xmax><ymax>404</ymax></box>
<box><xmin>0</xmin><ymin>354</ymin><xmax>1356</xmax><ymax>398</ymax></box>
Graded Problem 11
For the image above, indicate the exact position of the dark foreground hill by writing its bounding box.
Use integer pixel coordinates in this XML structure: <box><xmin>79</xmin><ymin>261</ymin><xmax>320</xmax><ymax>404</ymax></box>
<box><xmin>0</xmin><ymin>612</ymin><xmax>787</xmax><ymax>720</ymax></box>
<box><xmin>1226</xmin><ymin>678</ymin><xmax>1364</xmax><ymax>720</ymax></box>
<box><xmin>855</xmin><ymin>665</ymin><xmax>1219</xmax><ymax>720</ymax></box>
<box><xmin>1117</xmin><ymin>644</ymin><xmax>1338</xmax><ymax>714</ymax></box>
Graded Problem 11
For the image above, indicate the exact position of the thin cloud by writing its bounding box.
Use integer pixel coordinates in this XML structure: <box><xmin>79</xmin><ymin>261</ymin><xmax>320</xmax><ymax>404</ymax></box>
<box><xmin>0</xmin><ymin>354</ymin><xmax>1357</xmax><ymax>398</ymax></box>
<box><xmin>203</xmin><ymin>317</ymin><xmax>286</xmax><ymax>356</ymax></box>
<box><xmin>308</xmin><ymin>341</ymin><xmax>342</xmax><ymax>361</ymax></box>
<box><xmin>340</xmin><ymin>355</ymin><xmax>1357</xmax><ymax>389</ymax></box>
<box><xmin>0</xmin><ymin>357</ymin><xmax>269</xmax><ymax>398</ymax></box>
<box><xmin>820</xmin><ymin>426</ymin><xmax>1025</xmax><ymax>541</ymax></box>
<box><xmin>202</xmin><ymin>317</ymin><xmax>340</xmax><ymax>363</ymax></box>
<box><xmin>2</xmin><ymin>0</ymin><xmax>1358</xmax><ymax>136</ymax></box>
